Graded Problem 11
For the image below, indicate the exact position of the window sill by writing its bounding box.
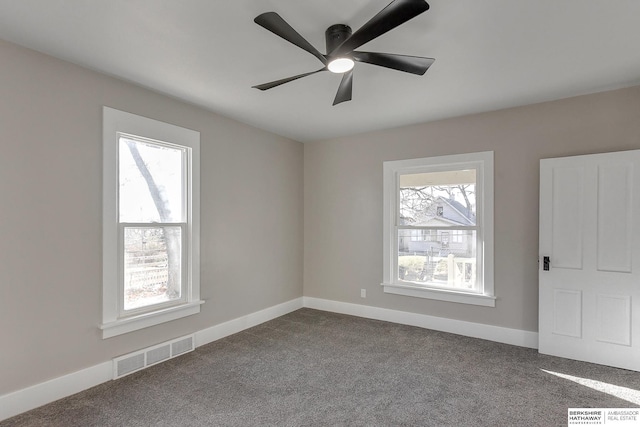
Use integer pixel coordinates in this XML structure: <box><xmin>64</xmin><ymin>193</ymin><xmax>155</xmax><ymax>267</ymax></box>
<box><xmin>381</xmin><ymin>283</ymin><xmax>496</xmax><ymax>307</ymax></box>
<box><xmin>100</xmin><ymin>300</ymin><xmax>205</xmax><ymax>339</ymax></box>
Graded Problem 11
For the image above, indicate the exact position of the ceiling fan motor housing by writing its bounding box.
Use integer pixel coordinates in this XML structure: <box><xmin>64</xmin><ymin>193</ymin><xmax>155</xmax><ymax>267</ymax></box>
<box><xmin>325</xmin><ymin>24</ymin><xmax>352</xmax><ymax>55</ymax></box>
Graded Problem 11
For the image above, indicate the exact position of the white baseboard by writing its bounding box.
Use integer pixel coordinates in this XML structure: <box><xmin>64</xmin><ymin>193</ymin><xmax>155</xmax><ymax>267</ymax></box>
<box><xmin>195</xmin><ymin>297</ymin><xmax>303</xmax><ymax>347</ymax></box>
<box><xmin>0</xmin><ymin>362</ymin><xmax>113</xmax><ymax>422</ymax></box>
<box><xmin>303</xmin><ymin>297</ymin><xmax>539</xmax><ymax>349</ymax></box>
<box><xmin>0</xmin><ymin>297</ymin><xmax>304</xmax><ymax>422</ymax></box>
<box><xmin>1</xmin><ymin>295</ymin><xmax>538</xmax><ymax>421</ymax></box>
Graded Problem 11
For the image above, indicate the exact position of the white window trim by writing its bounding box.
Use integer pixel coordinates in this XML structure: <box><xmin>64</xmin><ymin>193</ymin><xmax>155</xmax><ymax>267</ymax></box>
<box><xmin>381</xmin><ymin>151</ymin><xmax>495</xmax><ymax>307</ymax></box>
<box><xmin>101</xmin><ymin>107</ymin><xmax>203</xmax><ymax>338</ymax></box>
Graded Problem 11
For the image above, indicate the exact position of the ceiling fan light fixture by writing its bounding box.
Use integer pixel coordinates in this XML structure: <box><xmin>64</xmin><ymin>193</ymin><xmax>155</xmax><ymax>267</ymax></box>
<box><xmin>327</xmin><ymin>57</ymin><xmax>354</xmax><ymax>74</ymax></box>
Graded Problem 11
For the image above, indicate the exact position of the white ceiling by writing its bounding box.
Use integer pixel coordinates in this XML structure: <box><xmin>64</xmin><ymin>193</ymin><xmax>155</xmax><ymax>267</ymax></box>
<box><xmin>0</xmin><ymin>0</ymin><xmax>639</xmax><ymax>142</ymax></box>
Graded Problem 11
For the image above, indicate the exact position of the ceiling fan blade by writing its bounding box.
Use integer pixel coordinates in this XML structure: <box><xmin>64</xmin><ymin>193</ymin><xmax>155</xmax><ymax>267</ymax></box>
<box><xmin>353</xmin><ymin>51</ymin><xmax>434</xmax><ymax>75</ymax></box>
<box><xmin>333</xmin><ymin>70</ymin><xmax>353</xmax><ymax>105</ymax></box>
<box><xmin>252</xmin><ymin>68</ymin><xmax>326</xmax><ymax>91</ymax></box>
<box><xmin>255</xmin><ymin>12</ymin><xmax>327</xmax><ymax>65</ymax></box>
<box><xmin>331</xmin><ymin>0</ymin><xmax>429</xmax><ymax>57</ymax></box>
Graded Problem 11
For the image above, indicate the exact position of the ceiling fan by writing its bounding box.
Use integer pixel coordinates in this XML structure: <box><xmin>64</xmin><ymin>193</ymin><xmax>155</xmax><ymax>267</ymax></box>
<box><xmin>252</xmin><ymin>0</ymin><xmax>435</xmax><ymax>106</ymax></box>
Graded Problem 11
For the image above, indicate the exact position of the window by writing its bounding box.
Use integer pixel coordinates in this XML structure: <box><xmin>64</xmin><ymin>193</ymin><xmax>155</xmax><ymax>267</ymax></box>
<box><xmin>382</xmin><ymin>151</ymin><xmax>495</xmax><ymax>307</ymax></box>
<box><xmin>102</xmin><ymin>107</ymin><xmax>202</xmax><ymax>338</ymax></box>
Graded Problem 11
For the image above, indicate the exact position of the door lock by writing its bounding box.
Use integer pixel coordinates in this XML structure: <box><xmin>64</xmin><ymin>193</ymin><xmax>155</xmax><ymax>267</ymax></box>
<box><xmin>543</xmin><ymin>256</ymin><xmax>550</xmax><ymax>271</ymax></box>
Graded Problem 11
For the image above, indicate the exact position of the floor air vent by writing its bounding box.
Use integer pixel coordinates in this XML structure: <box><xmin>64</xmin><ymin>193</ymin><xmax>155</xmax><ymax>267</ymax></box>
<box><xmin>113</xmin><ymin>334</ymin><xmax>195</xmax><ymax>379</ymax></box>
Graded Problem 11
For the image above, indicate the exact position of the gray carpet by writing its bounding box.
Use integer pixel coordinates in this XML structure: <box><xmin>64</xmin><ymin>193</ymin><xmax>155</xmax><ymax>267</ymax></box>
<box><xmin>3</xmin><ymin>308</ymin><xmax>640</xmax><ymax>426</ymax></box>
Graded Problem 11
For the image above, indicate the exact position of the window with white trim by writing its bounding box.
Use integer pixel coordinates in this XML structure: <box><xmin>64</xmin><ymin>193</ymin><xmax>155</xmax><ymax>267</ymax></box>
<box><xmin>382</xmin><ymin>151</ymin><xmax>495</xmax><ymax>307</ymax></box>
<box><xmin>102</xmin><ymin>107</ymin><xmax>202</xmax><ymax>338</ymax></box>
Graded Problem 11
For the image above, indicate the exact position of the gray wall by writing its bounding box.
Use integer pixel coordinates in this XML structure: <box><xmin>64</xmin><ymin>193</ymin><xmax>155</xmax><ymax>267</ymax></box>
<box><xmin>0</xmin><ymin>39</ymin><xmax>304</xmax><ymax>394</ymax></box>
<box><xmin>304</xmin><ymin>85</ymin><xmax>640</xmax><ymax>333</ymax></box>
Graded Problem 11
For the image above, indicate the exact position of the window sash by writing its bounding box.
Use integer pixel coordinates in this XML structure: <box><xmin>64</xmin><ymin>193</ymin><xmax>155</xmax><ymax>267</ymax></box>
<box><xmin>396</xmin><ymin>226</ymin><xmax>482</xmax><ymax>293</ymax></box>
<box><xmin>396</xmin><ymin>167</ymin><xmax>481</xmax><ymax>227</ymax></box>
<box><xmin>117</xmin><ymin>133</ymin><xmax>189</xmax><ymax>224</ymax></box>
<box><xmin>118</xmin><ymin>223</ymin><xmax>188</xmax><ymax>317</ymax></box>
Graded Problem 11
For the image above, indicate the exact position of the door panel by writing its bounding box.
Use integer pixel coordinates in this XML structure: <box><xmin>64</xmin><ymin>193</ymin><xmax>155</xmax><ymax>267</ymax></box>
<box><xmin>595</xmin><ymin>294</ymin><xmax>631</xmax><ymax>346</ymax></box>
<box><xmin>597</xmin><ymin>164</ymin><xmax>632</xmax><ymax>272</ymax></box>
<box><xmin>551</xmin><ymin>167</ymin><xmax>584</xmax><ymax>270</ymax></box>
<box><xmin>552</xmin><ymin>289</ymin><xmax>582</xmax><ymax>338</ymax></box>
<box><xmin>539</xmin><ymin>150</ymin><xmax>640</xmax><ymax>371</ymax></box>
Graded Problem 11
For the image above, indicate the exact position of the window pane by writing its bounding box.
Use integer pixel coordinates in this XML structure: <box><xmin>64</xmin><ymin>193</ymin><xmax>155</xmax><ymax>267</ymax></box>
<box><xmin>399</xmin><ymin>170</ymin><xmax>476</xmax><ymax>227</ymax></box>
<box><xmin>123</xmin><ymin>226</ymin><xmax>182</xmax><ymax>311</ymax></box>
<box><xmin>119</xmin><ymin>137</ymin><xmax>185</xmax><ymax>223</ymax></box>
<box><xmin>398</xmin><ymin>229</ymin><xmax>477</xmax><ymax>291</ymax></box>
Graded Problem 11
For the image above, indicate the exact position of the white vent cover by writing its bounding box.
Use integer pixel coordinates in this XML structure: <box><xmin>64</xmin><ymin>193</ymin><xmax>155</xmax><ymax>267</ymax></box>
<box><xmin>112</xmin><ymin>334</ymin><xmax>195</xmax><ymax>379</ymax></box>
<box><xmin>171</xmin><ymin>336</ymin><xmax>193</xmax><ymax>356</ymax></box>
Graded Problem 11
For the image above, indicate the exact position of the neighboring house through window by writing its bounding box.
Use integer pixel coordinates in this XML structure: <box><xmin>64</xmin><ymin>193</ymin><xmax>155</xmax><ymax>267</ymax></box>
<box><xmin>382</xmin><ymin>151</ymin><xmax>495</xmax><ymax>307</ymax></box>
<box><xmin>101</xmin><ymin>107</ymin><xmax>202</xmax><ymax>338</ymax></box>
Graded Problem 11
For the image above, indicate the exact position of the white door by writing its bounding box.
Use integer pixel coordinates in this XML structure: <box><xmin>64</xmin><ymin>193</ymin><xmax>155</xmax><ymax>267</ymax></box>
<box><xmin>539</xmin><ymin>150</ymin><xmax>640</xmax><ymax>371</ymax></box>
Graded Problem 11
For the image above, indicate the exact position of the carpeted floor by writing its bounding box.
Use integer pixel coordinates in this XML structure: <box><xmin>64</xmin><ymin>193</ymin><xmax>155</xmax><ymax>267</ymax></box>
<box><xmin>3</xmin><ymin>308</ymin><xmax>640</xmax><ymax>426</ymax></box>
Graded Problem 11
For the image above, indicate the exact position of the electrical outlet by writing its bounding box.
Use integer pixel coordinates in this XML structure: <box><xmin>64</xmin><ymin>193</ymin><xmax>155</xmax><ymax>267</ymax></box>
<box><xmin>360</xmin><ymin>289</ymin><xmax>366</xmax><ymax>298</ymax></box>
